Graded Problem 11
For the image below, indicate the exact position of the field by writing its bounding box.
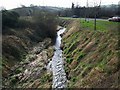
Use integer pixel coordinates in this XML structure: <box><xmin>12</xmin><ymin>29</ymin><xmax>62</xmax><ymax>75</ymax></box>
<box><xmin>60</xmin><ymin>17</ymin><xmax>119</xmax><ymax>32</ymax></box>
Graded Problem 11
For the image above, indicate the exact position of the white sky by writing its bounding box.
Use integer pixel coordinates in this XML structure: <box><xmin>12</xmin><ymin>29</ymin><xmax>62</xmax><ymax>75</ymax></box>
<box><xmin>0</xmin><ymin>0</ymin><xmax>119</xmax><ymax>10</ymax></box>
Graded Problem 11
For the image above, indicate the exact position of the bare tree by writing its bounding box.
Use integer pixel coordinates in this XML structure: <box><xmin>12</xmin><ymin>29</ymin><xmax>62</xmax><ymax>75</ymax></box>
<box><xmin>72</xmin><ymin>2</ymin><xmax>75</xmax><ymax>16</ymax></box>
<box><xmin>20</xmin><ymin>4</ymin><xmax>26</xmax><ymax>8</ymax></box>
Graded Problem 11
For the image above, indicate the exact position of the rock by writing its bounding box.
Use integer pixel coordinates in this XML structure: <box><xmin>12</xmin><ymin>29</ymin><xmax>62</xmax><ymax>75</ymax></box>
<box><xmin>47</xmin><ymin>61</ymin><xmax>52</xmax><ymax>73</ymax></box>
<box><xmin>41</xmin><ymin>50</ymin><xmax>48</xmax><ymax>64</ymax></box>
<box><xmin>60</xmin><ymin>44</ymin><xmax>64</xmax><ymax>50</ymax></box>
<box><xmin>60</xmin><ymin>33</ymin><xmax>63</xmax><ymax>37</ymax></box>
<box><xmin>34</xmin><ymin>47</ymin><xmax>42</xmax><ymax>54</ymax></box>
<box><xmin>26</xmin><ymin>54</ymin><xmax>37</xmax><ymax>62</ymax></box>
<box><xmin>57</xmin><ymin>26</ymin><xmax>63</xmax><ymax>31</ymax></box>
<box><xmin>47</xmin><ymin>46</ymin><xmax>54</xmax><ymax>58</ymax></box>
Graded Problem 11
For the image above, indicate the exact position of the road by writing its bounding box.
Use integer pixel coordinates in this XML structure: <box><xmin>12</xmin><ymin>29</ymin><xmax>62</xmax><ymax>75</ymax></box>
<box><xmin>80</xmin><ymin>18</ymin><xmax>108</xmax><ymax>21</ymax></box>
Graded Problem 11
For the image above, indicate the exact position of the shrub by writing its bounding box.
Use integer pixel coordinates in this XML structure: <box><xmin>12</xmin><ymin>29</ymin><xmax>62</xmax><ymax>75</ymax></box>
<box><xmin>16</xmin><ymin>19</ymin><xmax>32</xmax><ymax>28</ymax></box>
<box><xmin>2</xmin><ymin>43</ymin><xmax>22</xmax><ymax>61</ymax></box>
<box><xmin>32</xmin><ymin>11</ymin><xmax>58</xmax><ymax>43</ymax></box>
<box><xmin>2</xmin><ymin>11</ymin><xmax>59</xmax><ymax>67</ymax></box>
<box><xmin>2</xmin><ymin>10</ymin><xmax>20</xmax><ymax>28</ymax></box>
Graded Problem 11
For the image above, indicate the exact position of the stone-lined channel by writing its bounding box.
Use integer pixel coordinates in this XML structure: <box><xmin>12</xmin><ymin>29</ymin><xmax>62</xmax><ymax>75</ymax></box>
<box><xmin>47</xmin><ymin>27</ymin><xmax>67</xmax><ymax>88</ymax></box>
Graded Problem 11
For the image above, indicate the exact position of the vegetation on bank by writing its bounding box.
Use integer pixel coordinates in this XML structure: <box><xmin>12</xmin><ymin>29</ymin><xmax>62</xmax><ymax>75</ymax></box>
<box><xmin>2</xmin><ymin>10</ymin><xmax>58</xmax><ymax>77</ymax></box>
<box><xmin>2</xmin><ymin>10</ymin><xmax>58</xmax><ymax>40</ymax></box>
<box><xmin>3</xmin><ymin>39</ymin><xmax>54</xmax><ymax>88</ymax></box>
<box><xmin>62</xmin><ymin>18</ymin><xmax>119</xmax><ymax>88</ymax></box>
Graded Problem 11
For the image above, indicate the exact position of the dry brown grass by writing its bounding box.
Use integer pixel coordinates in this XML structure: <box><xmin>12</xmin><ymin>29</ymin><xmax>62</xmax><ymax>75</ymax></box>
<box><xmin>63</xmin><ymin>20</ymin><xmax>80</xmax><ymax>39</ymax></box>
<box><xmin>81</xmin><ymin>39</ymin><xmax>96</xmax><ymax>53</ymax></box>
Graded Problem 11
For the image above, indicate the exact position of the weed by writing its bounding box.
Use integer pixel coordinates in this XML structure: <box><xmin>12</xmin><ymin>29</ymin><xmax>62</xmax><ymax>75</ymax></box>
<box><xmin>71</xmin><ymin>77</ymin><xmax>76</xmax><ymax>82</ymax></box>
<box><xmin>66</xmin><ymin>58</ymin><xmax>73</xmax><ymax>64</ymax></box>
<box><xmin>76</xmin><ymin>52</ymin><xmax>86</xmax><ymax>62</ymax></box>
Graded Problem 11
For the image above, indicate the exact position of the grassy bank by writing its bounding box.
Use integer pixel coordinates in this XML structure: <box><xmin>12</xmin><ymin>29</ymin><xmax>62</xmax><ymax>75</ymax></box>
<box><xmin>62</xmin><ymin>18</ymin><xmax>119</xmax><ymax>88</ymax></box>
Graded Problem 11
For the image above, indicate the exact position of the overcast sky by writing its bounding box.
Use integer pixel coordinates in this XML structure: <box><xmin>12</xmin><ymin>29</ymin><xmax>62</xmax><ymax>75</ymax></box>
<box><xmin>0</xmin><ymin>0</ymin><xmax>119</xmax><ymax>10</ymax></box>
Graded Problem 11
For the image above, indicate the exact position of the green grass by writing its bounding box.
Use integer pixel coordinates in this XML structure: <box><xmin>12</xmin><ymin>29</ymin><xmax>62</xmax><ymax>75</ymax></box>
<box><xmin>80</xmin><ymin>19</ymin><xmax>119</xmax><ymax>32</ymax></box>
<box><xmin>60</xmin><ymin>17</ymin><xmax>119</xmax><ymax>32</ymax></box>
<box><xmin>76</xmin><ymin>52</ymin><xmax>86</xmax><ymax>62</ymax></box>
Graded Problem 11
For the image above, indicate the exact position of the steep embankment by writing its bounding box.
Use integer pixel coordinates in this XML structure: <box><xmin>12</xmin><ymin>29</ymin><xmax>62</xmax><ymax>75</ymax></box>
<box><xmin>2</xmin><ymin>27</ymin><xmax>54</xmax><ymax>78</ymax></box>
<box><xmin>3</xmin><ymin>38</ymin><xmax>54</xmax><ymax>88</ymax></box>
<box><xmin>2</xmin><ymin>10</ymin><xmax>57</xmax><ymax>79</ymax></box>
<box><xmin>2</xmin><ymin>10</ymin><xmax>58</xmax><ymax>88</ymax></box>
<box><xmin>62</xmin><ymin>19</ymin><xmax>119</xmax><ymax>88</ymax></box>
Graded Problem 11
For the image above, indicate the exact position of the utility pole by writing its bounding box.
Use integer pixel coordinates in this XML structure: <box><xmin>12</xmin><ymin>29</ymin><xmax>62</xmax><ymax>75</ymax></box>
<box><xmin>72</xmin><ymin>2</ymin><xmax>75</xmax><ymax>16</ymax></box>
<box><xmin>94</xmin><ymin>0</ymin><xmax>101</xmax><ymax>30</ymax></box>
<box><xmin>94</xmin><ymin>9</ymin><xmax>97</xmax><ymax>30</ymax></box>
<box><xmin>87</xmin><ymin>0</ymin><xmax>89</xmax><ymax>21</ymax></box>
<box><xmin>85</xmin><ymin>0</ymin><xmax>89</xmax><ymax>21</ymax></box>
